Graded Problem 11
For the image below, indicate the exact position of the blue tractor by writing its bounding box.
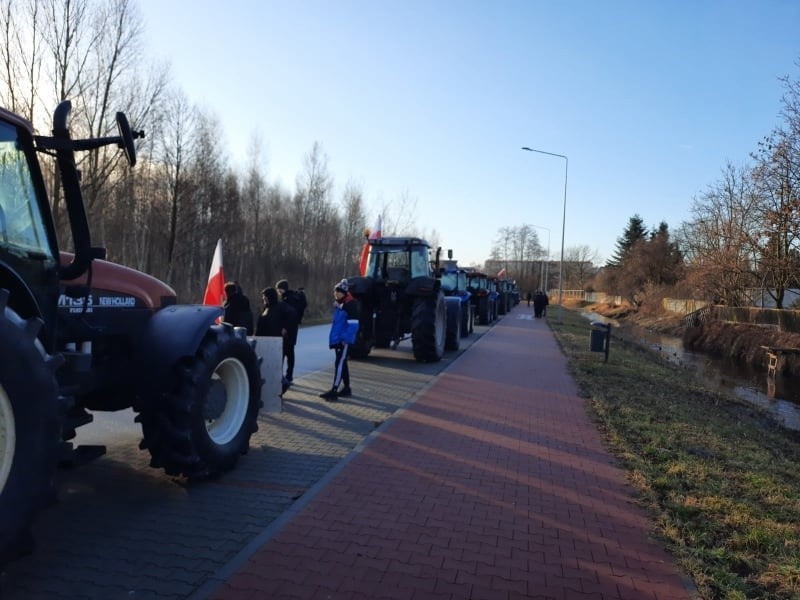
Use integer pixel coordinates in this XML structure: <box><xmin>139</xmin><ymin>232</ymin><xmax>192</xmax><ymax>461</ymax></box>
<box><xmin>439</xmin><ymin>255</ymin><xmax>474</xmax><ymax>350</ymax></box>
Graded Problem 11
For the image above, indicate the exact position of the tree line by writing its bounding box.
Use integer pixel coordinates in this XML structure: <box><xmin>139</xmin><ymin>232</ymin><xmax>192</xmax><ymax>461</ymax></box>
<box><xmin>0</xmin><ymin>0</ymin><xmax>440</xmax><ymax>318</ymax></box>
<box><xmin>5</xmin><ymin>1</ymin><xmax>798</xmax><ymax>314</ymax></box>
<box><xmin>598</xmin><ymin>62</ymin><xmax>800</xmax><ymax>310</ymax></box>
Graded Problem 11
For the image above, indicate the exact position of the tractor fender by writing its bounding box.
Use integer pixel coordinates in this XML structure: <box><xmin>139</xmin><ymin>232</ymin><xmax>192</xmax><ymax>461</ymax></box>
<box><xmin>135</xmin><ymin>305</ymin><xmax>223</xmax><ymax>396</ymax></box>
<box><xmin>444</xmin><ymin>295</ymin><xmax>462</xmax><ymax>312</ymax></box>
<box><xmin>405</xmin><ymin>276</ymin><xmax>439</xmax><ymax>297</ymax></box>
<box><xmin>346</xmin><ymin>276</ymin><xmax>374</xmax><ymax>296</ymax></box>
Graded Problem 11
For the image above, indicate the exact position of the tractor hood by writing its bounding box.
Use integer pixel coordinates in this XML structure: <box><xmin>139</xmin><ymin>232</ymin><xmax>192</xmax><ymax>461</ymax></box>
<box><xmin>59</xmin><ymin>252</ymin><xmax>177</xmax><ymax>310</ymax></box>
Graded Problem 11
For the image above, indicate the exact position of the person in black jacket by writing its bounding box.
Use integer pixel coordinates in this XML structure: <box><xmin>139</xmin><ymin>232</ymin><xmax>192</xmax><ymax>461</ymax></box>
<box><xmin>223</xmin><ymin>281</ymin><xmax>254</xmax><ymax>334</ymax></box>
<box><xmin>276</xmin><ymin>280</ymin><xmax>307</xmax><ymax>323</ymax></box>
<box><xmin>533</xmin><ymin>290</ymin><xmax>549</xmax><ymax>318</ymax></box>
<box><xmin>256</xmin><ymin>287</ymin><xmax>297</xmax><ymax>393</ymax></box>
<box><xmin>275</xmin><ymin>280</ymin><xmax>306</xmax><ymax>382</ymax></box>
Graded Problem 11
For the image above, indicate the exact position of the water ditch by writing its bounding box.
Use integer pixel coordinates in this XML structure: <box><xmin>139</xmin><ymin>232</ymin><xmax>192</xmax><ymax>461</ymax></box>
<box><xmin>582</xmin><ymin>312</ymin><xmax>800</xmax><ymax>432</ymax></box>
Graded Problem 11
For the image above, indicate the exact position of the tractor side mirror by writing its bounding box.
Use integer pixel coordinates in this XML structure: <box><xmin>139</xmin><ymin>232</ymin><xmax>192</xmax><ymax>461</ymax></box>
<box><xmin>116</xmin><ymin>112</ymin><xmax>138</xmax><ymax>167</ymax></box>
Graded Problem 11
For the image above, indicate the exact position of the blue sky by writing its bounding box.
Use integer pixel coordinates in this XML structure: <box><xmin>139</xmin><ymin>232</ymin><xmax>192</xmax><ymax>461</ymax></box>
<box><xmin>138</xmin><ymin>0</ymin><xmax>800</xmax><ymax>267</ymax></box>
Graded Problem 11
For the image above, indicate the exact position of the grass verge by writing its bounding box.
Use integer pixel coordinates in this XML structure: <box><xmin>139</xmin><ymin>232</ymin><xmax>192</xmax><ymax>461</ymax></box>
<box><xmin>549</xmin><ymin>308</ymin><xmax>800</xmax><ymax>600</ymax></box>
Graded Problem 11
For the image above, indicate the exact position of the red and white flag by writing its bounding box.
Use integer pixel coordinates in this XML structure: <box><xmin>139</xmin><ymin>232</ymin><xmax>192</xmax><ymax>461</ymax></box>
<box><xmin>497</xmin><ymin>267</ymin><xmax>507</xmax><ymax>278</ymax></box>
<box><xmin>359</xmin><ymin>215</ymin><xmax>382</xmax><ymax>276</ymax></box>
<box><xmin>203</xmin><ymin>238</ymin><xmax>225</xmax><ymax>306</ymax></box>
<box><xmin>368</xmin><ymin>215</ymin><xmax>382</xmax><ymax>240</ymax></box>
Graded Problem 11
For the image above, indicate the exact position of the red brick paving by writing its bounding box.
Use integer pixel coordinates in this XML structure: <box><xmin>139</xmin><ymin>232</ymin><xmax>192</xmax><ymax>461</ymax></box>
<box><xmin>212</xmin><ymin>308</ymin><xmax>695</xmax><ymax>600</ymax></box>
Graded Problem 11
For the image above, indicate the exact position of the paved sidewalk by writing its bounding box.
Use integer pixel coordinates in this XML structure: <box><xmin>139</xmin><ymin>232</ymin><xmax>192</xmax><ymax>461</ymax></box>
<box><xmin>207</xmin><ymin>308</ymin><xmax>695</xmax><ymax>599</ymax></box>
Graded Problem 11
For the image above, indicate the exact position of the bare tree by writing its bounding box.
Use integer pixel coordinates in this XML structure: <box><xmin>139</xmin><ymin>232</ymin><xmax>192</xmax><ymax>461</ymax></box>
<box><xmin>380</xmin><ymin>190</ymin><xmax>419</xmax><ymax>236</ymax></box>
<box><xmin>340</xmin><ymin>181</ymin><xmax>366</xmax><ymax>277</ymax></box>
<box><xmin>751</xmin><ymin>136</ymin><xmax>800</xmax><ymax>308</ymax></box>
<box><xmin>747</xmin><ymin>66</ymin><xmax>800</xmax><ymax>309</ymax></box>
<box><xmin>677</xmin><ymin>163</ymin><xmax>760</xmax><ymax>305</ymax></box>
<box><xmin>563</xmin><ymin>244</ymin><xmax>599</xmax><ymax>289</ymax></box>
<box><xmin>0</xmin><ymin>0</ymin><xmax>46</xmax><ymax>120</ymax></box>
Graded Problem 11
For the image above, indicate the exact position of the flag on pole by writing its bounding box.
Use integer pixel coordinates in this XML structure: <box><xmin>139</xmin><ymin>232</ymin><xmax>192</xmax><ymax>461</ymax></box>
<box><xmin>497</xmin><ymin>267</ymin><xmax>507</xmax><ymax>278</ymax></box>
<box><xmin>368</xmin><ymin>215</ymin><xmax>382</xmax><ymax>240</ymax></box>
<box><xmin>359</xmin><ymin>215</ymin><xmax>382</xmax><ymax>276</ymax></box>
<box><xmin>203</xmin><ymin>238</ymin><xmax>225</xmax><ymax>306</ymax></box>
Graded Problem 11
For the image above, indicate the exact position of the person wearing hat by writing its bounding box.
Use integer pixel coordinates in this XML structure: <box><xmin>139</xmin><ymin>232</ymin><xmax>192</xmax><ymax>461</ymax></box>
<box><xmin>320</xmin><ymin>279</ymin><xmax>360</xmax><ymax>401</ymax></box>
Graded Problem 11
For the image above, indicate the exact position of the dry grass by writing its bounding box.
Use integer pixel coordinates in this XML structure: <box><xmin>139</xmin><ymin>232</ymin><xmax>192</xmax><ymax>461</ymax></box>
<box><xmin>549</xmin><ymin>307</ymin><xmax>800</xmax><ymax>599</ymax></box>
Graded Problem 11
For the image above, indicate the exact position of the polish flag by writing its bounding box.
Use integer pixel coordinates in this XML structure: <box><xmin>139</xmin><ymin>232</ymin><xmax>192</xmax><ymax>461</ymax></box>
<box><xmin>497</xmin><ymin>267</ymin><xmax>507</xmax><ymax>278</ymax></box>
<box><xmin>359</xmin><ymin>215</ymin><xmax>382</xmax><ymax>276</ymax></box>
<box><xmin>203</xmin><ymin>239</ymin><xmax>225</xmax><ymax>306</ymax></box>
<box><xmin>369</xmin><ymin>215</ymin><xmax>382</xmax><ymax>240</ymax></box>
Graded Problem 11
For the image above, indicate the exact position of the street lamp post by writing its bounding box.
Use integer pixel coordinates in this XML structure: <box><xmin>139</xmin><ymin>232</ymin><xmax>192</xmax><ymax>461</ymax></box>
<box><xmin>521</xmin><ymin>146</ymin><xmax>568</xmax><ymax>321</ymax></box>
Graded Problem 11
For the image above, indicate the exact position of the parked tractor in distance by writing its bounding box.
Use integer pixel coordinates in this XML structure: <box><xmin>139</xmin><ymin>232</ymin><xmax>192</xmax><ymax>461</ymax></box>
<box><xmin>439</xmin><ymin>254</ymin><xmax>474</xmax><ymax>349</ymax></box>
<box><xmin>347</xmin><ymin>237</ymin><xmax>446</xmax><ymax>362</ymax></box>
<box><xmin>0</xmin><ymin>101</ymin><xmax>263</xmax><ymax>563</ymax></box>
<box><xmin>465</xmin><ymin>270</ymin><xmax>498</xmax><ymax>325</ymax></box>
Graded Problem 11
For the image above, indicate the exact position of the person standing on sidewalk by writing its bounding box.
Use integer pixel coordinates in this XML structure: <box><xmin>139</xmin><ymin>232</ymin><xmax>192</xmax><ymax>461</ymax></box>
<box><xmin>320</xmin><ymin>279</ymin><xmax>359</xmax><ymax>401</ymax></box>
<box><xmin>275</xmin><ymin>280</ymin><xmax>307</xmax><ymax>384</ymax></box>
<box><xmin>256</xmin><ymin>287</ymin><xmax>297</xmax><ymax>394</ymax></box>
<box><xmin>223</xmin><ymin>281</ymin><xmax>254</xmax><ymax>334</ymax></box>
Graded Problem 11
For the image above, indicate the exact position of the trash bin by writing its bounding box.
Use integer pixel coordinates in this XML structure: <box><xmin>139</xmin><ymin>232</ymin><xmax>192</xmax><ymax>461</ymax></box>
<box><xmin>590</xmin><ymin>321</ymin><xmax>609</xmax><ymax>352</ymax></box>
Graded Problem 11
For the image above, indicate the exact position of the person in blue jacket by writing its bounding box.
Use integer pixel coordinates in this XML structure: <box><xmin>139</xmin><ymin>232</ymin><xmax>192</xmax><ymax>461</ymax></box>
<box><xmin>320</xmin><ymin>279</ymin><xmax>360</xmax><ymax>401</ymax></box>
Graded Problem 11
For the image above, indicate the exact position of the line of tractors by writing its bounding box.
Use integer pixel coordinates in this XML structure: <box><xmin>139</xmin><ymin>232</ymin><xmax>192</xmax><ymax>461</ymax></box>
<box><xmin>0</xmin><ymin>101</ymin><xmax>518</xmax><ymax>565</ymax></box>
<box><xmin>345</xmin><ymin>237</ymin><xmax>520</xmax><ymax>362</ymax></box>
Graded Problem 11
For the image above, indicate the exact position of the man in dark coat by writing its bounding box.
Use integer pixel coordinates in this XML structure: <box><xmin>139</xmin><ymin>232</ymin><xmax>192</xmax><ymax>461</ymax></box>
<box><xmin>275</xmin><ymin>280</ymin><xmax>306</xmax><ymax>382</ymax></box>
<box><xmin>223</xmin><ymin>281</ymin><xmax>254</xmax><ymax>334</ymax></box>
<box><xmin>256</xmin><ymin>287</ymin><xmax>297</xmax><ymax>393</ymax></box>
<box><xmin>533</xmin><ymin>290</ymin><xmax>548</xmax><ymax>318</ymax></box>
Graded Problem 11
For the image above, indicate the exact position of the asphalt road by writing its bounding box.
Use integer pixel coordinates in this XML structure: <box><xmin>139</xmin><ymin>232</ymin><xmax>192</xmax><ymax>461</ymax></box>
<box><xmin>0</xmin><ymin>320</ymin><xmax>490</xmax><ymax>599</ymax></box>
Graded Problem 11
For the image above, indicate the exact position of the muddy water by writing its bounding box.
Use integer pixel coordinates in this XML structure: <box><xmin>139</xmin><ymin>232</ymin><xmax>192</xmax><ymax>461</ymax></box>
<box><xmin>582</xmin><ymin>312</ymin><xmax>800</xmax><ymax>432</ymax></box>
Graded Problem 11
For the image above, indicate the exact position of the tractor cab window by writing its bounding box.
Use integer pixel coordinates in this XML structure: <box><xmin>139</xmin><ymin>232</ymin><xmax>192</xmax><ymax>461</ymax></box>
<box><xmin>456</xmin><ymin>271</ymin><xmax>467</xmax><ymax>291</ymax></box>
<box><xmin>440</xmin><ymin>271</ymin><xmax>457</xmax><ymax>292</ymax></box>
<box><xmin>367</xmin><ymin>247</ymin><xmax>409</xmax><ymax>281</ymax></box>
<box><xmin>409</xmin><ymin>247</ymin><xmax>430</xmax><ymax>278</ymax></box>
<box><xmin>0</xmin><ymin>122</ymin><xmax>51</xmax><ymax>257</ymax></box>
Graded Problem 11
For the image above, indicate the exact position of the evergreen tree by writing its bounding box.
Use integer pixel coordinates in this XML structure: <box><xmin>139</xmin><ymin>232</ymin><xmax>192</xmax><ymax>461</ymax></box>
<box><xmin>606</xmin><ymin>214</ymin><xmax>647</xmax><ymax>267</ymax></box>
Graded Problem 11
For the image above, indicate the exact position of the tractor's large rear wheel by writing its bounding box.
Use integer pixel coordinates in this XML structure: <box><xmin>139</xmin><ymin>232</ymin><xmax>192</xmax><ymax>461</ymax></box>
<box><xmin>478</xmin><ymin>297</ymin><xmax>490</xmax><ymax>325</ymax></box>
<box><xmin>411</xmin><ymin>292</ymin><xmax>446</xmax><ymax>362</ymax></box>
<box><xmin>445</xmin><ymin>301</ymin><xmax>461</xmax><ymax>351</ymax></box>
<box><xmin>138</xmin><ymin>324</ymin><xmax>262</xmax><ymax>479</ymax></box>
<box><xmin>460</xmin><ymin>302</ymin><xmax>471</xmax><ymax>337</ymax></box>
<box><xmin>349</xmin><ymin>328</ymin><xmax>372</xmax><ymax>359</ymax></box>
<box><xmin>0</xmin><ymin>291</ymin><xmax>61</xmax><ymax>563</ymax></box>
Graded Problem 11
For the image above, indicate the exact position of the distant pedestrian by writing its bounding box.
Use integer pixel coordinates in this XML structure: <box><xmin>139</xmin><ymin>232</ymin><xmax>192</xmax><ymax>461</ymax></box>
<box><xmin>533</xmin><ymin>290</ymin><xmax>548</xmax><ymax>318</ymax></box>
<box><xmin>526</xmin><ymin>291</ymin><xmax>532</xmax><ymax>307</ymax></box>
<box><xmin>223</xmin><ymin>281</ymin><xmax>254</xmax><ymax>334</ymax></box>
<box><xmin>275</xmin><ymin>280</ymin><xmax>307</xmax><ymax>383</ymax></box>
<box><xmin>319</xmin><ymin>279</ymin><xmax>360</xmax><ymax>401</ymax></box>
<box><xmin>256</xmin><ymin>287</ymin><xmax>297</xmax><ymax>393</ymax></box>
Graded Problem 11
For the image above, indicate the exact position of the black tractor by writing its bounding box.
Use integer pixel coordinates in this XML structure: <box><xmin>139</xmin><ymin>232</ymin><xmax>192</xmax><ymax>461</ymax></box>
<box><xmin>347</xmin><ymin>237</ymin><xmax>446</xmax><ymax>362</ymax></box>
<box><xmin>0</xmin><ymin>101</ymin><xmax>263</xmax><ymax>563</ymax></box>
<box><xmin>465</xmin><ymin>270</ymin><xmax>498</xmax><ymax>325</ymax></box>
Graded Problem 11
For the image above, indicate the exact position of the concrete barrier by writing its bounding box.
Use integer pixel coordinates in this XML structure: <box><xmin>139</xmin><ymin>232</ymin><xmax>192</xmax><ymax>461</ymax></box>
<box><xmin>251</xmin><ymin>336</ymin><xmax>283</xmax><ymax>414</ymax></box>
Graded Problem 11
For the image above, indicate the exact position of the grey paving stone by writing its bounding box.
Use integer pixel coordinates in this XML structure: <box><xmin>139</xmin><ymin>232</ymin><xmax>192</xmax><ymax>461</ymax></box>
<box><xmin>0</xmin><ymin>332</ymin><xmax>483</xmax><ymax>599</ymax></box>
